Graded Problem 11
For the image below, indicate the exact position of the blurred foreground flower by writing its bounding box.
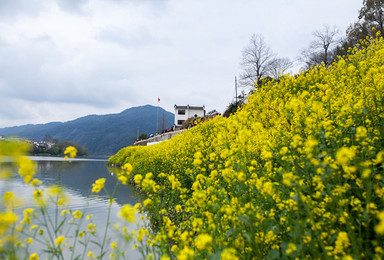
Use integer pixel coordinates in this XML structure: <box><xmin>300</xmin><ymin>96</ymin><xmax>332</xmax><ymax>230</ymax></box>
<box><xmin>64</xmin><ymin>146</ymin><xmax>77</xmax><ymax>159</ymax></box>
<box><xmin>119</xmin><ymin>204</ymin><xmax>137</xmax><ymax>223</ymax></box>
<box><xmin>92</xmin><ymin>178</ymin><xmax>106</xmax><ymax>193</ymax></box>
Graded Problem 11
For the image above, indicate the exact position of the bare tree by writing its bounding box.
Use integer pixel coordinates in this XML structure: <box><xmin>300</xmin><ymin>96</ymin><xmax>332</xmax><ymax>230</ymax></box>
<box><xmin>300</xmin><ymin>25</ymin><xmax>340</xmax><ymax>69</ymax></box>
<box><xmin>268</xmin><ymin>57</ymin><xmax>293</xmax><ymax>80</ymax></box>
<box><xmin>239</xmin><ymin>34</ymin><xmax>292</xmax><ymax>90</ymax></box>
<box><xmin>239</xmin><ymin>34</ymin><xmax>275</xmax><ymax>89</ymax></box>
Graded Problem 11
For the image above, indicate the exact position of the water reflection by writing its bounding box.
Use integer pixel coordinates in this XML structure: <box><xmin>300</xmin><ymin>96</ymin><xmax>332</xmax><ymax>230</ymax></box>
<box><xmin>0</xmin><ymin>157</ymin><xmax>144</xmax><ymax>260</ymax></box>
<box><xmin>34</xmin><ymin>160</ymin><xmax>140</xmax><ymax>206</ymax></box>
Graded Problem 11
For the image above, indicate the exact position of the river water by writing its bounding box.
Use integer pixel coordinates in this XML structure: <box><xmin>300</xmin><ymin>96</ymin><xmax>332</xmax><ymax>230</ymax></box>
<box><xmin>0</xmin><ymin>156</ymin><xmax>144</xmax><ymax>259</ymax></box>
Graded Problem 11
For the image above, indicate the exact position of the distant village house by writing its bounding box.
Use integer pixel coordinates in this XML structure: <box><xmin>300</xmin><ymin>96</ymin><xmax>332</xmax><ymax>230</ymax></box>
<box><xmin>34</xmin><ymin>141</ymin><xmax>55</xmax><ymax>150</ymax></box>
<box><xmin>174</xmin><ymin>104</ymin><xmax>205</xmax><ymax>127</ymax></box>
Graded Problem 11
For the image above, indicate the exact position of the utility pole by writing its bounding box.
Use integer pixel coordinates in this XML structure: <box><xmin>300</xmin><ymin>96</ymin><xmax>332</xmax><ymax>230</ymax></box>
<box><xmin>137</xmin><ymin>127</ymin><xmax>139</xmax><ymax>140</ymax></box>
<box><xmin>157</xmin><ymin>97</ymin><xmax>159</xmax><ymax>133</ymax></box>
<box><xmin>161</xmin><ymin>112</ymin><xmax>165</xmax><ymax>132</ymax></box>
<box><xmin>235</xmin><ymin>76</ymin><xmax>238</xmax><ymax>107</ymax></box>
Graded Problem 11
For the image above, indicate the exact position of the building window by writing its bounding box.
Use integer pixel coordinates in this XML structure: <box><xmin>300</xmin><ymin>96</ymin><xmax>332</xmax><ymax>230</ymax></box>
<box><xmin>177</xmin><ymin>120</ymin><xmax>185</xmax><ymax>125</ymax></box>
<box><xmin>178</xmin><ymin>109</ymin><xmax>186</xmax><ymax>115</ymax></box>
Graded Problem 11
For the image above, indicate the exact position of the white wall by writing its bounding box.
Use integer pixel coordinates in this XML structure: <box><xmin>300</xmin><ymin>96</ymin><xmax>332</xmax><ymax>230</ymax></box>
<box><xmin>174</xmin><ymin>106</ymin><xmax>205</xmax><ymax>126</ymax></box>
<box><xmin>187</xmin><ymin>108</ymin><xmax>205</xmax><ymax>119</ymax></box>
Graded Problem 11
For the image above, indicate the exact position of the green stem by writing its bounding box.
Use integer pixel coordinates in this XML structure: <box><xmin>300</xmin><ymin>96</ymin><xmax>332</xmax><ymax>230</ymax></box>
<box><xmin>99</xmin><ymin>182</ymin><xmax>120</xmax><ymax>258</ymax></box>
<box><xmin>69</xmin><ymin>203</ymin><xmax>89</xmax><ymax>260</ymax></box>
<box><xmin>40</xmin><ymin>205</ymin><xmax>64</xmax><ymax>260</ymax></box>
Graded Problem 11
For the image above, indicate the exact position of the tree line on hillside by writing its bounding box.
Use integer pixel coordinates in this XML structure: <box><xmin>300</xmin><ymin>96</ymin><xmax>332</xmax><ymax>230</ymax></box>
<box><xmin>32</xmin><ymin>135</ymin><xmax>88</xmax><ymax>157</ymax></box>
<box><xmin>223</xmin><ymin>0</ymin><xmax>384</xmax><ymax>117</ymax></box>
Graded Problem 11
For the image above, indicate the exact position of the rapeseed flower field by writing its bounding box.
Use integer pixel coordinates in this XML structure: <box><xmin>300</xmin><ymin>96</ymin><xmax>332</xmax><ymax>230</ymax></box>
<box><xmin>109</xmin><ymin>35</ymin><xmax>384</xmax><ymax>259</ymax></box>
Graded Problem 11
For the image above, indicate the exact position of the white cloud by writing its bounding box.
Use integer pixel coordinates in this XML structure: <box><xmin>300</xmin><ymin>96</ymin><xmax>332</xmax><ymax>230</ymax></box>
<box><xmin>0</xmin><ymin>0</ymin><xmax>363</xmax><ymax>127</ymax></box>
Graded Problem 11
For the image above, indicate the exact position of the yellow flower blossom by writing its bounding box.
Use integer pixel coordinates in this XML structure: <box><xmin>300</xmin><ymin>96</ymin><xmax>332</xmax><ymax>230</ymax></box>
<box><xmin>119</xmin><ymin>204</ymin><xmax>137</xmax><ymax>223</ymax></box>
<box><xmin>122</xmin><ymin>163</ymin><xmax>133</xmax><ymax>174</ymax></box>
<box><xmin>92</xmin><ymin>178</ymin><xmax>106</xmax><ymax>193</ymax></box>
<box><xmin>333</xmin><ymin>232</ymin><xmax>350</xmax><ymax>255</ymax></box>
<box><xmin>21</xmin><ymin>208</ymin><xmax>34</xmax><ymax>224</ymax></box>
<box><xmin>18</xmin><ymin>157</ymin><xmax>35</xmax><ymax>184</ymax></box>
<box><xmin>177</xmin><ymin>246</ymin><xmax>194</xmax><ymax>260</ymax></box>
<box><xmin>111</xmin><ymin>241</ymin><xmax>117</xmax><ymax>251</ymax></box>
<box><xmin>73</xmin><ymin>210</ymin><xmax>82</xmax><ymax>219</ymax></box>
<box><xmin>55</xmin><ymin>236</ymin><xmax>65</xmax><ymax>246</ymax></box>
<box><xmin>33</xmin><ymin>190</ymin><xmax>43</xmax><ymax>200</ymax></box>
<box><xmin>3</xmin><ymin>191</ymin><xmax>14</xmax><ymax>207</ymax></box>
<box><xmin>64</xmin><ymin>146</ymin><xmax>77</xmax><ymax>159</ymax></box>
<box><xmin>87</xmin><ymin>251</ymin><xmax>95</xmax><ymax>258</ymax></box>
<box><xmin>160</xmin><ymin>255</ymin><xmax>170</xmax><ymax>260</ymax></box>
<box><xmin>286</xmin><ymin>243</ymin><xmax>297</xmax><ymax>254</ymax></box>
<box><xmin>336</xmin><ymin>147</ymin><xmax>355</xmax><ymax>165</ymax></box>
<box><xmin>195</xmin><ymin>233</ymin><xmax>213</xmax><ymax>250</ymax></box>
<box><xmin>221</xmin><ymin>248</ymin><xmax>238</xmax><ymax>260</ymax></box>
<box><xmin>375</xmin><ymin>211</ymin><xmax>384</xmax><ymax>235</ymax></box>
<box><xmin>29</xmin><ymin>253</ymin><xmax>39</xmax><ymax>260</ymax></box>
<box><xmin>134</xmin><ymin>174</ymin><xmax>143</xmax><ymax>184</ymax></box>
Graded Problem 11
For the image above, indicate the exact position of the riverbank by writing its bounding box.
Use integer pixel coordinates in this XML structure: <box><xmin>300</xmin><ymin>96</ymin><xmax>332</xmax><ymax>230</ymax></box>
<box><xmin>28</xmin><ymin>155</ymin><xmax>108</xmax><ymax>162</ymax></box>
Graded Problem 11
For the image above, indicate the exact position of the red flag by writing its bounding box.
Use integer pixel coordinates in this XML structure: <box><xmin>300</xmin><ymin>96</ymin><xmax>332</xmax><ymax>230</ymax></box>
<box><xmin>158</xmin><ymin>97</ymin><xmax>160</xmax><ymax>102</ymax></box>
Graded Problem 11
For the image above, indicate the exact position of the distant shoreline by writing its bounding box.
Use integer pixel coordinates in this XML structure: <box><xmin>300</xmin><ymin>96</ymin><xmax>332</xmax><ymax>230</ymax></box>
<box><xmin>28</xmin><ymin>156</ymin><xmax>108</xmax><ymax>162</ymax></box>
<box><xmin>0</xmin><ymin>155</ymin><xmax>107</xmax><ymax>163</ymax></box>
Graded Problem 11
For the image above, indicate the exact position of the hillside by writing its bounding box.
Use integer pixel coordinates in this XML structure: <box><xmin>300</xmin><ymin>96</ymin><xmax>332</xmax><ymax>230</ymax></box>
<box><xmin>109</xmin><ymin>36</ymin><xmax>384</xmax><ymax>259</ymax></box>
<box><xmin>0</xmin><ymin>105</ymin><xmax>174</xmax><ymax>156</ymax></box>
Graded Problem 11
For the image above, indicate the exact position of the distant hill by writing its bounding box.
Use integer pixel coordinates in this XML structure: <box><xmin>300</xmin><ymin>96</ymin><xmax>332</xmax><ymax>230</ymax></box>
<box><xmin>0</xmin><ymin>105</ymin><xmax>174</xmax><ymax>156</ymax></box>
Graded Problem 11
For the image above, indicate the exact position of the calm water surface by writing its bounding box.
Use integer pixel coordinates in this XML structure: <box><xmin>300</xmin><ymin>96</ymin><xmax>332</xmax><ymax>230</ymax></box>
<box><xmin>0</xmin><ymin>156</ymin><xmax>145</xmax><ymax>259</ymax></box>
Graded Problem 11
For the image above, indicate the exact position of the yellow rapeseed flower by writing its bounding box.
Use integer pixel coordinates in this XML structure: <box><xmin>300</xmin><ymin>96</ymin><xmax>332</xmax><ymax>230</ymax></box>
<box><xmin>177</xmin><ymin>246</ymin><xmax>194</xmax><ymax>260</ymax></box>
<box><xmin>221</xmin><ymin>248</ymin><xmax>238</xmax><ymax>260</ymax></box>
<box><xmin>64</xmin><ymin>146</ymin><xmax>77</xmax><ymax>159</ymax></box>
<box><xmin>119</xmin><ymin>204</ymin><xmax>137</xmax><ymax>223</ymax></box>
<box><xmin>73</xmin><ymin>210</ymin><xmax>82</xmax><ymax>219</ymax></box>
<box><xmin>122</xmin><ymin>163</ymin><xmax>133</xmax><ymax>174</ymax></box>
<box><xmin>134</xmin><ymin>174</ymin><xmax>143</xmax><ymax>184</ymax></box>
<box><xmin>195</xmin><ymin>233</ymin><xmax>213</xmax><ymax>250</ymax></box>
<box><xmin>355</xmin><ymin>126</ymin><xmax>367</xmax><ymax>140</ymax></box>
<box><xmin>118</xmin><ymin>175</ymin><xmax>128</xmax><ymax>184</ymax></box>
<box><xmin>333</xmin><ymin>232</ymin><xmax>350</xmax><ymax>255</ymax></box>
<box><xmin>336</xmin><ymin>147</ymin><xmax>355</xmax><ymax>165</ymax></box>
<box><xmin>110</xmin><ymin>241</ymin><xmax>117</xmax><ymax>251</ymax></box>
<box><xmin>18</xmin><ymin>157</ymin><xmax>35</xmax><ymax>184</ymax></box>
<box><xmin>143</xmin><ymin>198</ymin><xmax>152</xmax><ymax>207</ymax></box>
<box><xmin>30</xmin><ymin>178</ymin><xmax>42</xmax><ymax>187</ymax></box>
<box><xmin>160</xmin><ymin>255</ymin><xmax>170</xmax><ymax>260</ymax></box>
<box><xmin>286</xmin><ymin>243</ymin><xmax>297</xmax><ymax>254</ymax></box>
<box><xmin>87</xmin><ymin>251</ymin><xmax>95</xmax><ymax>258</ymax></box>
<box><xmin>55</xmin><ymin>236</ymin><xmax>65</xmax><ymax>246</ymax></box>
<box><xmin>92</xmin><ymin>178</ymin><xmax>106</xmax><ymax>193</ymax></box>
<box><xmin>33</xmin><ymin>190</ymin><xmax>43</xmax><ymax>200</ymax></box>
<box><xmin>3</xmin><ymin>191</ymin><xmax>14</xmax><ymax>207</ymax></box>
<box><xmin>375</xmin><ymin>211</ymin><xmax>384</xmax><ymax>235</ymax></box>
<box><xmin>0</xmin><ymin>211</ymin><xmax>18</xmax><ymax>235</ymax></box>
<box><xmin>21</xmin><ymin>208</ymin><xmax>34</xmax><ymax>224</ymax></box>
<box><xmin>29</xmin><ymin>253</ymin><xmax>39</xmax><ymax>260</ymax></box>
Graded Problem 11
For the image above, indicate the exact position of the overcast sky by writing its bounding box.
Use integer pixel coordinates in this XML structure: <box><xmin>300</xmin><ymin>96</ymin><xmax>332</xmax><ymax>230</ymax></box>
<box><xmin>0</xmin><ymin>0</ymin><xmax>363</xmax><ymax>128</ymax></box>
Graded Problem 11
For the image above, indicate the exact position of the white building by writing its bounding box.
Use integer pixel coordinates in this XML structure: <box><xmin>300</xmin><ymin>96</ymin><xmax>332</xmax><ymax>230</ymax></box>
<box><xmin>174</xmin><ymin>104</ymin><xmax>205</xmax><ymax>126</ymax></box>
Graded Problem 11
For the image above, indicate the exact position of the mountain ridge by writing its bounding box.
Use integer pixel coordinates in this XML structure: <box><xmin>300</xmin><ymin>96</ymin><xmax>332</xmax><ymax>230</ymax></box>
<box><xmin>0</xmin><ymin>105</ymin><xmax>174</xmax><ymax>156</ymax></box>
